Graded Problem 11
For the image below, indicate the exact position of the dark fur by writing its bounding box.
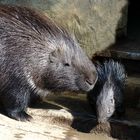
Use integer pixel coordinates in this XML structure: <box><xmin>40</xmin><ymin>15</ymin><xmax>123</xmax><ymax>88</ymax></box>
<box><xmin>87</xmin><ymin>60</ymin><xmax>126</xmax><ymax>123</ymax></box>
<box><xmin>0</xmin><ymin>5</ymin><xmax>97</xmax><ymax>121</ymax></box>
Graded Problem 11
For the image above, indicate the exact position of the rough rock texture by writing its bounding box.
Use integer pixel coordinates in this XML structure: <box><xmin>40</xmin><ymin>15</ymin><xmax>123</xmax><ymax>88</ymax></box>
<box><xmin>0</xmin><ymin>91</ymin><xmax>140</xmax><ymax>140</ymax></box>
<box><xmin>0</xmin><ymin>0</ymin><xmax>128</xmax><ymax>57</ymax></box>
<box><xmin>0</xmin><ymin>105</ymin><xmax>116</xmax><ymax>140</ymax></box>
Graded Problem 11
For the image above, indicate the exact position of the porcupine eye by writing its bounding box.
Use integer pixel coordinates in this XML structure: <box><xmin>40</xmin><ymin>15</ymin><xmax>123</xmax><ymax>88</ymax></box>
<box><xmin>107</xmin><ymin>108</ymin><xmax>111</xmax><ymax>114</ymax></box>
<box><xmin>64</xmin><ymin>63</ymin><xmax>70</xmax><ymax>67</ymax></box>
<box><xmin>110</xmin><ymin>98</ymin><xmax>114</xmax><ymax>103</ymax></box>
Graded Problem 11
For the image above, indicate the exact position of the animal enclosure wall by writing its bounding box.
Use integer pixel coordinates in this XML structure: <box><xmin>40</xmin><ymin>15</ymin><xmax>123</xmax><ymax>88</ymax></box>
<box><xmin>0</xmin><ymin>0</ymin><xmax>128</xmax><ymax>57</ymax></box>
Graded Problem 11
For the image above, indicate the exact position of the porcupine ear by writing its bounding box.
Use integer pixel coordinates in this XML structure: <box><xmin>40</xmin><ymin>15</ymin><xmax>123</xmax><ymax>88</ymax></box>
<box><xmin>49</xmin><ymin>48</ymin><xmax>62</xmax><ymax>63</ymax></box>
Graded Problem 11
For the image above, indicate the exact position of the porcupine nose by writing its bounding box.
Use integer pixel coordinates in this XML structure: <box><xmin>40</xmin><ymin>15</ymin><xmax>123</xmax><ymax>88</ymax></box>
<box><xmin>86</xmin><ymin>79</ymin><xmax>94</xmax><ymax>86</ymax></box>
<box><xmin>85</xmin><ymin>73</ymin><xmax>98</xmax><ymax>91</ymax></box>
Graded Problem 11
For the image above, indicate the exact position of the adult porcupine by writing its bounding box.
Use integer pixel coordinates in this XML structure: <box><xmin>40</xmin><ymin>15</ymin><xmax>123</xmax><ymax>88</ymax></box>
<box><xmin>0</xmin><ymin>5</ymin><xmax>97</xmax><ymax>121</ymax></box>
<box><xmin>87</xmin><ymin>60</ymin><xmax>126</xmax><ymax>123</ymax></box>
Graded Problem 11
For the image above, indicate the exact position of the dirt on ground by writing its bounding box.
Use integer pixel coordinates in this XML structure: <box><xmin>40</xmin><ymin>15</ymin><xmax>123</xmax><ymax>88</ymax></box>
<box><xmin>0</xmin><ymin>106</ymin><xmax>116</xmax><ymax>140</ymax></box>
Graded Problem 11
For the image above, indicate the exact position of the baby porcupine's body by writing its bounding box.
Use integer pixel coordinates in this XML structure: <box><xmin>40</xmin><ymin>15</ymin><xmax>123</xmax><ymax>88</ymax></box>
<box><xmin>87</xmin><ymin>60</ymin><xmax>126</xmax><ymax>123</ymax></box>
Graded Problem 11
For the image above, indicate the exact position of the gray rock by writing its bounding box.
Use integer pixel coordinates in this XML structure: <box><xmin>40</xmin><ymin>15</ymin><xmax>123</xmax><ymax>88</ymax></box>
<box><xmin>0</xmin><ymin>0</ymin><xmax>128</xmax><ymax>57</ymax></box>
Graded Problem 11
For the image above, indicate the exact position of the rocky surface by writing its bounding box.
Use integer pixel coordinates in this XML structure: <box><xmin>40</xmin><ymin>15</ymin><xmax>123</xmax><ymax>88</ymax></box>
<box><xmin>0</xmin><ymin>107</ymin><xmax>117</xmax><ymax>140</ymax></box>
<box><xmin>0</xmin><ymin>0</ymin><xmax>128</xmax><ymax>57</ymax></box>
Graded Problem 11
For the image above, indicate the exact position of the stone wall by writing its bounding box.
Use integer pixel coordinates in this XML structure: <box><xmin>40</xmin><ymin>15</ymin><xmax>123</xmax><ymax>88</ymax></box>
<box><xmin>0</xmin><ymin>0</ymin><xmax>128</xmax><ymax>57</ymax></box>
